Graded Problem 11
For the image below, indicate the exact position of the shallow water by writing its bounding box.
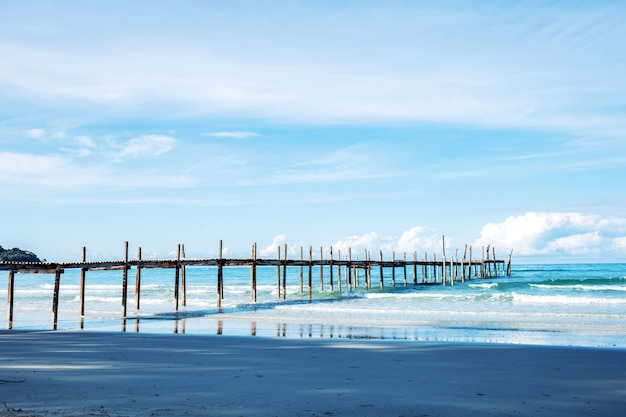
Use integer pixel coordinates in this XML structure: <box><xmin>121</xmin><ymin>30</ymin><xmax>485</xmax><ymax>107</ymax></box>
<box><xmin>2</xmin><ymin>263</ymin><xmax>626</xmax><ymax>347</ymax></box>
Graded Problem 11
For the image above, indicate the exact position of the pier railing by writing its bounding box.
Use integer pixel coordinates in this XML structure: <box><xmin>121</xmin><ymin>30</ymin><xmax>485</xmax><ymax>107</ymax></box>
<box><xmin>2</xmin><ymin>240</ymin><xmax>511</xmax><ymax>330</ymax></box>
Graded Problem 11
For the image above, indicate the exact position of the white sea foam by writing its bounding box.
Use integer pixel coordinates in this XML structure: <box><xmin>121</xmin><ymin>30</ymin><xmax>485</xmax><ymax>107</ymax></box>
<box><xmin>469</xmin><ymin>282</ymin><xmax>498</xmax><ymax>289</ymax></box>
<box><xmin>530</xmin><ymin>283</ymin><xmax>626</xmax><ymax>292</ymax></box>
<box><xmin>511</xmin><ymin>292</ymin><xmax>626</xmax><ymax>305</ymax></box>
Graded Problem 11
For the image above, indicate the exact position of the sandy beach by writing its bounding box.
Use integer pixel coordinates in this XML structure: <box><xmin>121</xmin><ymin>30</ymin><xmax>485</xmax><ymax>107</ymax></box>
<box><xmin>1</xmin><ymin>331</ymin><xmax>625</xmax><ymax>417</ymax></box>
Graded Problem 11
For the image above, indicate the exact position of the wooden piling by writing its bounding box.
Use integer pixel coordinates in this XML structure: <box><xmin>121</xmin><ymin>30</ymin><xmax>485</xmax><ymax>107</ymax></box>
<box><xmin>181</xmin><ymin>244</ymin><xmax>187</xmax><ymax>306</ymax></box>
<box><xmin>52</xmin><ymin>266</ymin><xmax>61</xmax><ymax>330</ymax></box>
<box><xmin>251</xmin><ymin>243</ymin><xmax>257</xmax><ymax>302</ymax></box>
<box><xmin>217</xmin><ymin>240</ymin><xmax>224</xmax><ymax>308</ymax></box>
<box><xmin>7</xmin><ymin>270</ymin><xmax>14</xmax><ymax>329</ymax></box>
<box><xmin>299</xmin><ymin>246</ymin><xmax>303</xmax><ymax>295</ymax></box>
<box><xmin>337</xmin><ymin>249</ymin><xmax>341</xmax><ymax>292</ymax></box>
<box><xmin>442</xmin><ymin>236</ymin><xmax>446</xmax><ymax>287</ymax></box>
<box><xmin>282</xmin><ymin>243</ymin><xmax>287</xmax><ymax>300</ymax></box>
<box><xmin>403</xmin><ymin>252</ymin><xmax>407</xmax><ymax>287</ymax></box>
<box><xmin>469</xmin><ymin>246</ymin><xmax>473</xmax><ymax>280</ymax></box>
<box><xmin>135</xmin><ymin>247</ymin><xmax>142</xmax><ymax>310</ymax></box>
<box><xmin>507</xmin><ymin>249</ymin><xmax>513</xmax><ymax>276</ymax></box>
<box><xmin>379</xmin><ymin>250</ymin><xmax>384</xmax><ymax>289</ymax></box>
<box><xmin>122</xmin><ymin>241</ymin><xmax>129</xmax><ymax>317</ymax></box>
<box><xmin>347</xmin><ymin>248</ymin><xmax>352</xmax><ymax>291</ymax></box>
<box><xmin>365</xmin><ymin>249</ymin><xmax>370</xmax><ymax>290</ymax></box>
<box><xmin>174</xmin><ymin>243</ymin><xmax>180</xmax><ymax>311</ymax></box>
<box><xmin>276</xmin><ymin>246</ymin><xmax>281</xmax><ymax>299</ymax></box>
<box><xmin>389</xmin><ymin>251</ymin><xmax>395</xmax><ymax>288</ymax></box>
<box><xmin>80</xmin><ymin>246</ymin><xmax>87</xmax><ymax>316</ymax></box>
<box><xmin>308</xmin><ymin>246</ymin><xmax>313</xmax><ymax>298</ymax></box>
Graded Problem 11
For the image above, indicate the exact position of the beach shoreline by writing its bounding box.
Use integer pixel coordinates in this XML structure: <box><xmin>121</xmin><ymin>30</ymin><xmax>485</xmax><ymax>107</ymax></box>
<box><xmin>1</xmin><ymin>330</ymin><xmax>625</xmax><ymax>417</ymax></box>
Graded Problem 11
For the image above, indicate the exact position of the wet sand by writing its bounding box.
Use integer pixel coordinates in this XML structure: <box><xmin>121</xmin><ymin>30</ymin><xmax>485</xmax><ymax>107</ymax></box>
<box><xmin>1</xmin><ymin>330</ymin><xmax>625</xmax><ymax>416</ymax></box>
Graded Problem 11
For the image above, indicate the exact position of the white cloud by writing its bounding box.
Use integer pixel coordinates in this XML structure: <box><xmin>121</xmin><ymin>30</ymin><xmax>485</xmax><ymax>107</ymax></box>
<box><xmin>395</xmin><ymin>226</ymin><xmax>441</xmax><ymax>254</ymax></box>
<box><xmin>74</xmin><ymin>135</ymin><xmax>96</xmax><ymax>148</ymax></box>
<box><xmin>613</xmin><ymin>237</ymin><xmax>626</xmax><ymax>250</ymax></box>
<box><xmin>24</xmin><ymin>128</ymin><xmax>46</xmax><ymax>139</ymax></box>
<box><xmin>546</xmin><ymin>232</ymin><xmax>602</xmax><ymax>255</ymax></box>
<box><xmin>332</xmin><ymin>231</ymin><xmax>380</xmax><ymax>257</ymax></box>
<box><xmin>116</xmin><ymin>135</ymin><xmax>175</xmax><ymax>160</ymax></box>
<box><xmin>260</xmin><ymin>234</ymin><xmax>287</xmax><ymax>256</ymax></box>
<box><xmin>0</xmin><ymin>152</ymin><xmax>68</xmax><ymax>181</ymax></box>
<box><xmin>475</xmin><ymin>212</ymin><xmax>626</xmax><ymax>260</ymax></box>
<box><xmin>330</xmin><ymin>228</ymin><xmax>449</xmax><ymax>260</ymax></box>
<box><xmin>203</xmin><ymin>131</ymin><xmax>259</xmax><ymax>138</ymax></box>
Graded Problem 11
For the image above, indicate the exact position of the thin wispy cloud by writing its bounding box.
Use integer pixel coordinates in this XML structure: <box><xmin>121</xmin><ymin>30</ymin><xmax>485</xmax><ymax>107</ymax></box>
<box><xmin>24</xmin><ymin>128</ymin><xmax>46</xmax><ymax>139</ymax></box>
<box><xmin>203</xmin><ymin>131</ymin><xmax>259</xmax><ymax>138</ymax></box>
<box><xmin>115</xmin><ymin>135</ymin><xmax>175</xmax><ymax>161</ymax></box>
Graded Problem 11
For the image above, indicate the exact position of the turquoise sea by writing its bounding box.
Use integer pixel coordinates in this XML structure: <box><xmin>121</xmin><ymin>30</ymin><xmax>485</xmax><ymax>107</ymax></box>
<box><xmin>2</xmin><ymin>263</ymin><xmax>625</xmax><ymax>348</ymax></box>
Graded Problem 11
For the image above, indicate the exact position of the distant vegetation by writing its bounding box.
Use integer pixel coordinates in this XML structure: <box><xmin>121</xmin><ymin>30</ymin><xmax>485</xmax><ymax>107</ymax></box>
<box><xmin>0</xmin><ymin>246</ymin><xmax>42</xmax><ymax>262</ymax></box>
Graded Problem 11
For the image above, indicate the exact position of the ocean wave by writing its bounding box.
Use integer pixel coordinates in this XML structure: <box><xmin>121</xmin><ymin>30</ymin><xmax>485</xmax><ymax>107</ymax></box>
<box><xmin>511</xmin><ymin>292</ymin><xmax>626</xmax><ymax>305</ymax></box>
<box><xmin>530</xmin><ymin>283</ymin><xmax>626</xmax><ymax>292</ymax></box>
<box><xmin>468</xmin><ymin>282</ymin><xmax>499</xmax><ymax>289</ymax></box>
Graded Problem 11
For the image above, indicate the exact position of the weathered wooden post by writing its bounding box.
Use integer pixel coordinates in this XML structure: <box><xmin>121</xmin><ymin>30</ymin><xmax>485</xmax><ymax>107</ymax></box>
<box><xmin>337</xmin><ymin>249</ymin><xmax>342</xmax><ymax>292</ymax></box>
<box><xmin>299</xmin><ymin>246</ymin><xmax>303</xmax><ymax>295</ymax></box>
<box><xmin>181</xmin><ymin>244</ymin><xmax>187</xmax><ymax>306</ymax></box>
<box><xmin>365</xmin><ymin>249</ymin><xmax>370</xmax><ymax>290</ymax></box>
<box><xmin>491</xmin><ymin>246</ymin><xmax>498</xmax><ymax>278</ymax></box>
<box><xmin>276</xmin><ymin>245</ymin><xmax>282</xmax><ymax>299</ymax></box>
<box><xmin>403</xmin><ymin>252</ymin><xmax>407</xmax><ymax>287</ymax></box>
<box><xmin>308</xmin><ymin>246</ymin><xmax>313</xmax><ymax>298</ymax></box>
<box><xmin>348</xmin><ymin>247</ymin><xmax>353</xmax><ymax>291</ymax></box>
<box><xmin>450</xmin><ymin>256</ymin><xmax>455</xmax><ymax>286</ymax></box>
<box><xmin>379</xmin><ymin>250</ymin><xmax>384</xmax><ymax>289</ymax></box>
<box><xmin>388</xmin><ymin>251</ymin><xmax>394</xmax><ymax>287</ymax></box>
<box><xmin>413</xmin><ymin>251</ymin><xmax>418</xmax><ymax>285</ymax></box>
<box><xmin>251</xmin><ymin>243</ymin><xmax>257</xmax><ymax>302</ymax></box>
<box><xmin>282</xmin><ymin>243</ymin><xmax>287</xmax><ymax>300</ymax></box>
<box><xmin>469</xmin><ymin>245</ymin><xmax>473</xmax><ymax>280</ymax></box>
<box><xmin>217</xmin><ymin>240</ymin><xmax>224</xmax><ymax>308</ymax></box>
<box><xmin>506</xmin><ymin>249</ymin><xmax>513</xmax><ymax>276</ymax></box>
<box><xmin>122</xmin><ymin>241</ymin><xmax>129</xmax><ymax>317</ymax></box>
<box><xmin>7</xmin><ymin>270</ymin><xmax>14</xmax><ymax>329</ymax></box>
<box><xmin>52</xmin><ymin>265</ymin><xmax>62</xmax><ymax>330</ymax></box>
<box><xmin>135</xmin><ymin>247</ymin><xmax>142</xmax><ymax>310</ymax></box>
<box><xmin>174</xmin><ymin>243</ymin><xmax>181</xmax><ymax>311</ymax></box>
<box><xmin>80</xmin><ymin>246</ymin><xmax>87</xmax><ymax>316</ymax></box>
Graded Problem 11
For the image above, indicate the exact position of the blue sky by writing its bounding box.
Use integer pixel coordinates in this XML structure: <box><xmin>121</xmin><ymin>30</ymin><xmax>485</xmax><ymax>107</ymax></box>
<box><xmin>2</xmin><ymin>1</ymin><xmax>626</xmax><ymax>263</ymax></box>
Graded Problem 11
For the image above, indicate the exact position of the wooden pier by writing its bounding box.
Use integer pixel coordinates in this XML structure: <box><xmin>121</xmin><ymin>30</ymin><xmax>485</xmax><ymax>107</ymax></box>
<box><xmin>2</xmin><ymin>239</ymin><xmax>511</xmax><ymax>330</ymax></box>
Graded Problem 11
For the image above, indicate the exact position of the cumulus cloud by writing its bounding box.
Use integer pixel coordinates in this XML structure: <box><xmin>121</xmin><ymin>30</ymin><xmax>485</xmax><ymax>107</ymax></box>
<box><xmin>203</xmin><ymin>131</ymin><xmax>259</xmax><ymax>138</ymax></box>
<box><xmin>395</xmin><ymin>226</ymin><xmax>442</xmax><ymax>254</ymax></box>
<box><xmin>332</xmin><ymin>232</ymin><xmax>380</xmax><ymax>257</ymax></box>
<box><xmin>329</xmin><ymin>228</ymin><xmax>447</xmax><ymax>259</ymax></box>
<box><xmin>475</xmin><ymin>212</ymin><xmax>626</xmax><ymax>260</ymax></box>
<box><xmin>260</xmin><ymin>234</ymin><xmax>287</xmax><ymax>256</ymax></box>
<box><xmin>116</xmin><ymin>135</ymin><xmax>175</xmax><ymax>160</ymax></box>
